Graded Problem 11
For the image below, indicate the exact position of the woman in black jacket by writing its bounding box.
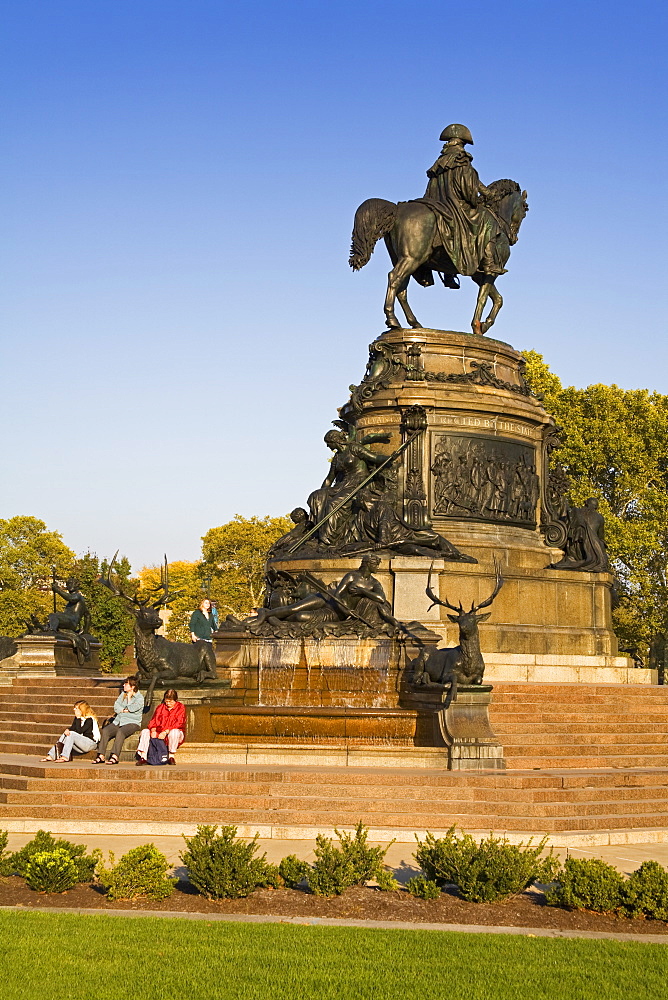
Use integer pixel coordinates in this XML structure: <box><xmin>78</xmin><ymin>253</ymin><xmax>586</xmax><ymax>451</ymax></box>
<box><xmin>41</xmin><ymin>701</ymin><xmax>100</xmax><ymax>762</ymax></box>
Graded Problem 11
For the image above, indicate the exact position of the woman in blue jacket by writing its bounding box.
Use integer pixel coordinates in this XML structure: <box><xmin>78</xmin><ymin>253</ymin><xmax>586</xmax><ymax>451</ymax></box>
<box><xmin>94</xmin><ymin>676</ymin><xmax>144</xmax><ymax>765</ymax></box>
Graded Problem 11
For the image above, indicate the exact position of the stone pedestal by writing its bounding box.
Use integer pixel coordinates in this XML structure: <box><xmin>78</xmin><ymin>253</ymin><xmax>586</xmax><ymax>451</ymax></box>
<box><xmin>403</xmin><ymin>684</ymin><xmax>506</xmax><ymax>770</ymax></box>
<box><xmin>0</xmin><ymin>635</ymin><xmax>103</xmax><ymax>680</ymax></box>
<box><xmin>272</xmin><ymin>328</ymin><xmax>622</xmax><ymax>674</ymax></box>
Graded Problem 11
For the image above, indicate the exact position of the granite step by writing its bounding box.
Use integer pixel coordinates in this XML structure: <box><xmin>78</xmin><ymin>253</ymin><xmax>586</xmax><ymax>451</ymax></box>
<box><xmin>0</xmin><ymin>800</ymin><xmax>665</xmax><ymax>834</ymax></box>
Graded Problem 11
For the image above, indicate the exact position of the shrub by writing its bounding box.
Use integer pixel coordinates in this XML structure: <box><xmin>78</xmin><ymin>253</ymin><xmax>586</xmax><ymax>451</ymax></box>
<box><xmin>545</xmin><ymin>857</ymin><xmax>625</xmax><ymax>913</ymax></box>
<box><xmin>263</xmin><ymin>864</ymin><xmax>284</xmax><ymax>889</ymax></box>
<box><xmin>374</xmin><ymin>869</ymin><xmax>401</xmax><ymax>892</ymax></box>
<box><xmin>307</xmin><ymin>835</ymin><xmax>358</xmax><ymax>897</ymax></box>
<box><xmin>335</xmin><ymin>823</ymin><xmax>394</xmax><ymax>883</ymax></box>
<box><xmin>406</xmin><ymin>876</ymin><xmax>441</xmax><ymax>900</ymax></box>
<box><xmin>414</xmin><ymin>827</ymin><xmax>560</xmax><ymax>903</ymax></box>
<box><xmin>24</xmin><ymin>849</ymin><xmax>79</xmax><ymax>893</ymax></box>
<box><xmin>278</xmin><ymin>854</ymin><xmax>310</xmax><ymax>888</ymax></box>
<box><xmin>97</xmin><ymin>844</ymin><xmax>176</xmax><ymax>901</ymax></box>
<box><xmin>622</xmin><ymin>861</ymin><xmax>668</xmax><ymax>921</ymax></box>
<box><xmin>181</xmin><ymin>825</ymin><xmax>273</xmax><ymax>899</ymax></box>
<box><xmin>0</xmin><ymin>829</ymin><xmax>11</xmax><ymax>876</ymax></box>
<box><xmin>9</xmin><ymin>830</ymin><xmax>100</xmax><ymax>882</ymax></box>
<box><xmin>307</xmin><ymin>824</ymin><xmax>395</xmax><ymax>897</ymax></box>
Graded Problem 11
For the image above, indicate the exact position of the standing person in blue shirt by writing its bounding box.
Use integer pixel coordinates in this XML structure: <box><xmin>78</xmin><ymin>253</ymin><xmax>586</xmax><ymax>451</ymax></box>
<box><xmin>210</xmin><ymin>600</ymin><xmax>220</xmax><ymax>630</ymax></box>
<box><xmin>94</xmin><ymin>677</ymin><xmax>144</xmax><ymax>765</ymax></box>
<box><xmin>189</xmin><ymin>598</ymin><xmax>215</xmax><ymax>643</ymax></box>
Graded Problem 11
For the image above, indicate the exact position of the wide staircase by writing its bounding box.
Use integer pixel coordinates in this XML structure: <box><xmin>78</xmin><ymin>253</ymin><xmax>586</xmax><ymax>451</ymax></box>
<box><xmin>0</xmin><ymin>677</ymin><xmax>667</xmax><ymax>842</ymax></box>
<box><xmin>0</xmin><ymin>677</ymin><xmax>125</xmax><ymax>757</ymax></box>
<box><xmin>489</xmin><ymin>683</ymin><xmax>668</xmax><ymax>770</ymax></box>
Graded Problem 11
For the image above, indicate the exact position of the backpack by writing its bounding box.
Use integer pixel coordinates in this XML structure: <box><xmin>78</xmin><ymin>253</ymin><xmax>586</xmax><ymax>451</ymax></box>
<box><xmin>146</xmin><ymin>736</ymin><xmax>169</xmax><ymax>766</ymax></box>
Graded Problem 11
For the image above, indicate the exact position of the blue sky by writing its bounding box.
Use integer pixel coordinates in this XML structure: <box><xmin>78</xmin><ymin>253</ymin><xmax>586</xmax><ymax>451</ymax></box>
<box><xmin>1</xmin><ymin>0</ymin><xmax>667</xmax><ymax>570</ymax></box>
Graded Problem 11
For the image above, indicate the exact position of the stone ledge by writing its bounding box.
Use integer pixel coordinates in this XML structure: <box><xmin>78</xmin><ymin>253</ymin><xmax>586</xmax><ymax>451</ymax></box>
<box><xmin>484</xmin><ymin>662</ymin><xmax>658</xmax><ymax>684</ymax></box>
<box><xmin>1</xmin><ymin>816</ymin><xmax>667</xmax><ymax>848</ymax></box>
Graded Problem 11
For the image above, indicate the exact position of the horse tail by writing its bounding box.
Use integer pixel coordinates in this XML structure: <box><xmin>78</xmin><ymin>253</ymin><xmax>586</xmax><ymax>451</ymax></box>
<box><xmin>349</xmin><ymin>198</ymin><xmax>397</xmax><ymax>270</ymax></box>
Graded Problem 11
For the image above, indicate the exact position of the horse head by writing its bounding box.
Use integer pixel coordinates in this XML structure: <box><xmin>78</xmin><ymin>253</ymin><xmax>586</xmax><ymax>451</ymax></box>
<box><xmin>486</xmin><ymin>180</ymin><xmax>528</xmax><ymax>246</ymax></box>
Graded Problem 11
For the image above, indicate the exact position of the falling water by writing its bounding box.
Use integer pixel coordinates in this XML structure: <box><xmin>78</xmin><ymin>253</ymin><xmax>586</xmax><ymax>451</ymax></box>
<box><xmin>257</xmin><ymin>639</ymin><xmax>301</xmax><ymax>706</ymax></box>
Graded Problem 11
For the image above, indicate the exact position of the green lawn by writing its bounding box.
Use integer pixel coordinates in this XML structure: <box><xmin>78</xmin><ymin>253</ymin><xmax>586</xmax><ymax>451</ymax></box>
<box><xmin>0</xmin><ymin>911</ymin><xmax>666</xmax><ymax>1000</ymax></box>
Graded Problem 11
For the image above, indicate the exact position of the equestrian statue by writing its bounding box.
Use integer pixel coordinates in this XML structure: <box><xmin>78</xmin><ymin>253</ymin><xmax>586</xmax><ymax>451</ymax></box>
<box><xmin>349</xmin><ymin>124</ymin><xmax>528</xmax><ymax>335</ymax></box>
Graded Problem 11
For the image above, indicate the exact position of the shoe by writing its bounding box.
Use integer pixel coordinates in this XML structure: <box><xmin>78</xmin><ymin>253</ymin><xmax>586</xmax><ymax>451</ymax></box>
<box><xmin>92</xmin><ymin>755</ymin><xmax>105</xmax><ymax>764</ymax></box>
<box><xmin>168</xmin><ymin>756</ymin><xmax>176</xmax><ymax>765</ymax></box>
<box><xmin>135</xmin><ymin>758</ymin><xmax>147</xmax><ymax>766</ymax></box>
<box><xmin>105</xmin><ymin>754</ymin><xmax>119</xmax><ymax>765</ymax></box>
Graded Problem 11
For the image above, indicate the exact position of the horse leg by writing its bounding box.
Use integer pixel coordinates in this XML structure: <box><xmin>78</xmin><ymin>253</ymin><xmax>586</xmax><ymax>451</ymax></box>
<box><xmin>384</xmin><ymin>206</ymin><xmax>434</xmax><ymax>329</ymax></box>
<box><xmin>481</xmin><ymin>283</ymin><xmax>503</xmax><ymax>334</ymax></box>
<box><xmin>385</xmin><ymin>258</ymin><xmax>421</xmax><ymax>329</ymax></box>
<box><xmin>471</xmin><ymin>273</ymin><xmax>493</xmax><ymax>336</ymax></box>
<box><xmin>396</xmin><ymin>273</ymin><xmax>421</xmax><ymax>328</ymax></box>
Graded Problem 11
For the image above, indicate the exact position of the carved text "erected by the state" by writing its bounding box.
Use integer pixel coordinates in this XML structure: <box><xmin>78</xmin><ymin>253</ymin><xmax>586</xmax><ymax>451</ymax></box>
<box><xmin>439</xmin><ymin>415</ymin><xmax>532</xmax><ymax>437</ymax></box>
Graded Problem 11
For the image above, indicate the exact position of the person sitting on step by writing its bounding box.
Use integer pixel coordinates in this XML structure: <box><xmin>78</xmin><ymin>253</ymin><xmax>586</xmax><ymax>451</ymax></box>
<box><xmin>93</xmin><ymin>676</ymin><xmax>144</xmax><ymax>765</ymax></box>
<box><xmin>135</xmin><ymin>688</ymin><xmax>186</xmax><ymax>766</ymax></box>
<box><xmin>41</xmin><ymin>700</ymin><xmax>100</xmax><ymax>762</ymax></box>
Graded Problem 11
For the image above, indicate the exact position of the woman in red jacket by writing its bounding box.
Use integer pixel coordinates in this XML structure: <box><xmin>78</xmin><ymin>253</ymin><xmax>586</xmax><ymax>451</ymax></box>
<box><xmin>135</xmin><ymin>689</ymin><xmax>186</xmax><ymax>766</ymax></box>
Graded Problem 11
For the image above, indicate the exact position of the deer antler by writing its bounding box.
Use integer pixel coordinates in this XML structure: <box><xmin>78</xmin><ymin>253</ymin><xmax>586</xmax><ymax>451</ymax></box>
<box><xmin>470</xmin><ymin>556</ymin><xmax>504</xmax><ymax>612</ymax></box>
<box><xmin>426</xmin><ymin>561</ymin><xmax>463</xmax><ymax>614</ymax></box>
<box><xmin>98</xmin><ymin>551</ymin><xmax>144</xmax><ymax>608</ymax></box>
<box><xmin>149</xmin><ymin>555</ymin><xmax>184</xmax><ymax>608</ymax></box>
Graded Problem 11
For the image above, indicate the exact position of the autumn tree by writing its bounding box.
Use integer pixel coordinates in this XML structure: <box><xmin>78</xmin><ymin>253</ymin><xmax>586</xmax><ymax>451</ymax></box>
<box><xmin>137</xmin><ymin>560</ymin><xmax>202</xmax><ymax>644</ymax></box>
<box><xmin>523</xmin><ymin>351</ymin><xmax>668</xmax><ymax>654</ymax></box>
<box><xmin>0</xmin><ymin>516</ymin><xmax>75</xmax><ymax>591</ymax></box>
<box><xmin>0</xmin><ymin>516</ymin><xmax>75</xmax><ymax>637</ymax></box>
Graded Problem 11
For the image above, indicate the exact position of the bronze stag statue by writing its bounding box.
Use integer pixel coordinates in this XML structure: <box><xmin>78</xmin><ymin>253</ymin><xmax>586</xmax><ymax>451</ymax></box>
<box><xmin>99</xmin><ymin>554</ymin><xmax>218</xmax><ymax>694</ymax></box>
<box><xmin>411</xmin><ymin>559</ymin><xmax>504</xmax><ymax>699</ymax></box>
<box><xmin>350</xmin><ymin>124</ymin><xmax>528</xmax><ymax>335</ymax></box>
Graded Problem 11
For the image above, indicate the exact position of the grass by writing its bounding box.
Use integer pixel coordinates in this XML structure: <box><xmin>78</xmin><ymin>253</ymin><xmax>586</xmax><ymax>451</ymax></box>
<box><xmin>0</xmin><ymin>911</ymin><xmax>666</xmax><ymax>1000</ymax></box>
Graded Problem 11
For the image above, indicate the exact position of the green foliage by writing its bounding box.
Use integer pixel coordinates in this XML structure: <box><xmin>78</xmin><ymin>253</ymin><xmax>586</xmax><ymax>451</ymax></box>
<box><xmin>335</xmin><ymin>822</ymin><xmax>394</xmax><ymax>882</ymax></box>
<box><xmin>278</xmin><ymin>854</ymin><xmax>311</xmax><ymax>888</ymax></box>
<box><xmin>374</xmin><ymin>869</ymin><xmax>401</xmax><ymax>891</ymax></box>
<box><xmin>0</xmin><ymin>515</ymin><xmax>74</xmax><ymax>591</ymax></box>
<box><xmin>8</xmin><ymin>830</ymin><xmax>99</xmax><ymax>882</ymax></box>
<box><xmin>97</xmin><ymin>844</ymin><xmax>176</xmax><ymax>901</ymax></box>
<box><xmin>262</xmin><ymin>864</ymin><xmax>284</xmax><ymax>889</ymax></box>
<box><xmin>0</xmin><ymin>589</ymin><xmax>51</xmax><ymax>638</ymax></box>
<box><xmin>406</xmin><ymin>875</ymin><xmax>441</xmax><ymax>899</ymax></box>
<box><xmin>180</xmin><ymin>825</ymin><xmax>274</xmax><ymax>899</ymax></box>
<box><xmin>24</xmin><ymin>849</ymin><xmax>79</xmax><ymax>893</ymax></box>
<box><xmin>71</xmin><ymin>553</ymin><xmax>135</xmax><ymax>672</ymax></box>
<box><xmin>307</xmin><ymin>835</ymin><xmax>358</xmax><ymax>897</ymax></box>
<box><xmin>414</xmin><ymin>827</ymin><xmax>559</xmax><ymax>903</ymax></box>
<box><xmin>523</xmin><ymin>350</ymin><xmax>668</xmax><ymax>654</ymax></box>
<box><xmin>201</xmin><ymin>514</ymin><xmax>292</xmax><ymax>617</ymax></box>
<box><xmin>545</xmin><ymin>856</ymin><xmax>625</xmax><ymax>913</ymax></box>
<box><xmin>622</xmin><ymin>861</ymin><xmax>668</xmax><ymax>920</ymax></box>
<box><xmin>307</xmin><ymin>823</ymin><xmax>394</xmax><ymax>897</ymax></box>
<box><xmin>0</xmin><ymin>829</ymin><xmax>11</xmax><ymax>876</ymax></box>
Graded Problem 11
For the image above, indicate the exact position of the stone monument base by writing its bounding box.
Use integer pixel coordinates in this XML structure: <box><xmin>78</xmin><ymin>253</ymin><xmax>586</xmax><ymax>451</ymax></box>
<box><xmin>186</xmin><ymin>629</ymin><xmax>505</xmax><ymax>770</ymax></box>
<box><xmin>0</xmin><ymin>635</ymin><xmax>103</xmax><ymax>682</ymax></box>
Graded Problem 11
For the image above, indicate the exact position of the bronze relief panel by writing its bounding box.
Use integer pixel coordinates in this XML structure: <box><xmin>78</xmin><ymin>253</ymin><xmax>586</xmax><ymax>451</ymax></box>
<box><xmin>430</xmin><ymin>433</ymin><xmax>538</xmax><ymax>526</ymax></box>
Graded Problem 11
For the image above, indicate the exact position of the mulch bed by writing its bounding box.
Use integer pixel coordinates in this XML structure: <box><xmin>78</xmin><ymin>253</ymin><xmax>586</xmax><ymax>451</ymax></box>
<box><xmin>1</xmin><ymin>876</ymin><xmax>667</xmax><ymax>935</ymax></box>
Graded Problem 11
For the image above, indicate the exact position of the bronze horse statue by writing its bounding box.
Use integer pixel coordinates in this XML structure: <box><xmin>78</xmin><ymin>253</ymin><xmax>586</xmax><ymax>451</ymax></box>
<box><xmin>349</xmin><ymin>180</ymin><xmax>528</xmax><ymax>335</ymax></box>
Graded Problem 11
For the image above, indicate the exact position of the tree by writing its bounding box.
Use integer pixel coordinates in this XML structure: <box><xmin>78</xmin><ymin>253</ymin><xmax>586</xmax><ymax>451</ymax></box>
<box><xmin>523</xmin><ymin>352</ymin><xmax>668</xmax><ymax>654</ymax></box>
<box><xmin>0</xmin><ymin>590</ymin><xmax>51</xmax><ymax>638</ymax></box>
<box><xmin>201</xmin><ymin>514</ymin><xmax>293</xmax><ymax>617</ymax></box>
<box><xmin>0</xmin><ymin>516</ymin><xmax>75</xmax><ymax>638</ymax></box>
<box><xmin>137</xmin><ymin>560</ymin><xmax>202</xmax><ymax>644</ymax></box>
<box><xmin>0</xmin><ymin>516</ymin><xmax>74</xmax><ymax>591</ymax></box>
<box><xmin>70</xmin><ymin>553</ymin><xmax>136</xmax><ymax>672</ymax></box>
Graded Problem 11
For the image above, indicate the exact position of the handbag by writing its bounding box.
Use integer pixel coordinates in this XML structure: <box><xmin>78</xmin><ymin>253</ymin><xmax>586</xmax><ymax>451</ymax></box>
<box><xmin>146</xmin><ymin>736</ymin><xmax>169</xmax><ymax>766</ymax></box>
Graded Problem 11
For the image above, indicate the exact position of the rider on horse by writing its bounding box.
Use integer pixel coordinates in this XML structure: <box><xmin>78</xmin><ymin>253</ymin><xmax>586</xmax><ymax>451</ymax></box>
<box><xmin>417</xmin><ymin>123</ymin><xmax>508</xmax><ymax>283</ymax></box>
